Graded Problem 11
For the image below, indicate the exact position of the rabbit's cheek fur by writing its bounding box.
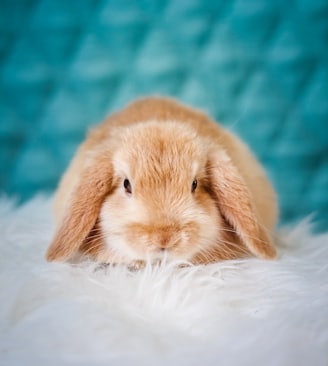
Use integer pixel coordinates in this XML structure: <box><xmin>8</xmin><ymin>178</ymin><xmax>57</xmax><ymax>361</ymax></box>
<box><xmin>99</xmin><ymin>192</ymin><xmax>149</xmax><ymax>261</ymax></box>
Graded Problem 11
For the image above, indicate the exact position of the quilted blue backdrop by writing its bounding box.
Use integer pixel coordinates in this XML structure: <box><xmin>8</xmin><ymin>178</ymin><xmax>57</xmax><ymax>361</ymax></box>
<box><xmin>0</xmin><ymin>0</ymin><xmax>327</xmax><ymax>230</ymax></box>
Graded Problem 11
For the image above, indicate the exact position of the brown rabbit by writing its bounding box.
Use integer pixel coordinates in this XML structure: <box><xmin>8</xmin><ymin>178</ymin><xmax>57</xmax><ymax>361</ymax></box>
<box><xmin>46</xmin><ymin>97</ymin><xmax>278</xmax><ymax>265</ymax></box>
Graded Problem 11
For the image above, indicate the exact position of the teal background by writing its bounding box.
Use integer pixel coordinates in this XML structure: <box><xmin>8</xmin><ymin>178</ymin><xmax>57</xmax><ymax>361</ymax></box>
<box><xmin>0</xmin><ymin>0</ymin><xmax>327</xmax><ymax>230</ymax></box>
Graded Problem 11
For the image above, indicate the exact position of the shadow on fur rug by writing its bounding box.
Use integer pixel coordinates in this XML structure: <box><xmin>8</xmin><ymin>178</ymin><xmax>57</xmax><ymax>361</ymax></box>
<box><xmin>0</xmin><ymin>197</ymin><xmax>327</xmax><ymax>366</ymax></box>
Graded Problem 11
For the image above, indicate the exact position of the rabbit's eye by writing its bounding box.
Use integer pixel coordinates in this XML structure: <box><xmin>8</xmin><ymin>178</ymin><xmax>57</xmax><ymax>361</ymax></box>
<box><xmin>124</xmin><ymin>179</ymin><xmax>132</xmax><ymax>194</ymax></box>
<box><xmin>191</xmin><ymin>179</ymin><xmax>198</xmax><ymax>193</ymax></box>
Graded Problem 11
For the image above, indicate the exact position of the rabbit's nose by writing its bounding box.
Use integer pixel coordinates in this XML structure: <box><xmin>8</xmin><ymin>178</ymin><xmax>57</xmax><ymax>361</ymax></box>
<box><xmin>158</xmin><ymin>234</ymin><xmax>170</xmax><ymax>249</ymax></box>
<box><xmin>157</xmin><ymin>230</ymin><xmax>179</xmax><ymax>251</ymax></box>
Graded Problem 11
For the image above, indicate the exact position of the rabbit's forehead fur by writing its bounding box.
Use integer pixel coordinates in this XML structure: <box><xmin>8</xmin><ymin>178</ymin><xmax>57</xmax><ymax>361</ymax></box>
<box><xmin>112</xmin><ymin>120</ymin><xmax>209</xmax><ymax>190</ymax></box>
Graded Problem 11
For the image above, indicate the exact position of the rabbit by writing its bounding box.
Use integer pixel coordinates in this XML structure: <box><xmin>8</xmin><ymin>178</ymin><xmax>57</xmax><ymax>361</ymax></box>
<box><xmin>46</xmin><ymin>97</ymin><xmax>278</xmax><ymax>266</ymax></box>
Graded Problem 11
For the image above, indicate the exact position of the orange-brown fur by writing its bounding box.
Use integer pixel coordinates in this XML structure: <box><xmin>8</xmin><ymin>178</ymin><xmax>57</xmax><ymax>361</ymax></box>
<box><xmin>46</xmin><ymin>97</ymin><xmax>278</xmax><ymax>265</ymax></box>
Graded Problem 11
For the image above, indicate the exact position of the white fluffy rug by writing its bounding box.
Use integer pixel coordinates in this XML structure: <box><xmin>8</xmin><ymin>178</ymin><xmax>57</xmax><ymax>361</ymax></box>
<box><xmin>0</xmin><ymin>197</ymin><xmax>327</xmax><ymax>366</ymax></box>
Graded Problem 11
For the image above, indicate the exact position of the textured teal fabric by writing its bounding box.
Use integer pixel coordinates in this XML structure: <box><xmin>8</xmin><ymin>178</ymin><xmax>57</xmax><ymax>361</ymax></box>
<box><xmin>0</xmin><ymin>0</ymin><xmax>327</xmax><ymax>230</ymax></box>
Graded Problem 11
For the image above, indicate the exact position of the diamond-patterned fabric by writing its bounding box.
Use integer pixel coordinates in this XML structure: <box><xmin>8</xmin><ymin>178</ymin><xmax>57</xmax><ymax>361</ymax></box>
<box><xmin>1</xmin><ymin>0</ymin><xmax>328</xmax><ymax>230</ymax></box>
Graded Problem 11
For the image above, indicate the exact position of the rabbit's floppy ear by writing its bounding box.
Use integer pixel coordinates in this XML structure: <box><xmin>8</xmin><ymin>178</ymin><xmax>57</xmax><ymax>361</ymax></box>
<box><xmin>207</xmin><ymin>151</ymin><xmax>276</xmax><ymax>259</ymax></box>
<box><xmin>46</xmin><ymin>154</ymin><xmax>113</xmax><ymax>262</ymax></box>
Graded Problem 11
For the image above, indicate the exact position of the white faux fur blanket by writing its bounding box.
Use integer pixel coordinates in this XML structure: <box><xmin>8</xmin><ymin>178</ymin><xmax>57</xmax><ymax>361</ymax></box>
<box><xmin>0</xmin><ymin>197</ymin><xmax>327</xmax><ymax>366</ymax></box>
